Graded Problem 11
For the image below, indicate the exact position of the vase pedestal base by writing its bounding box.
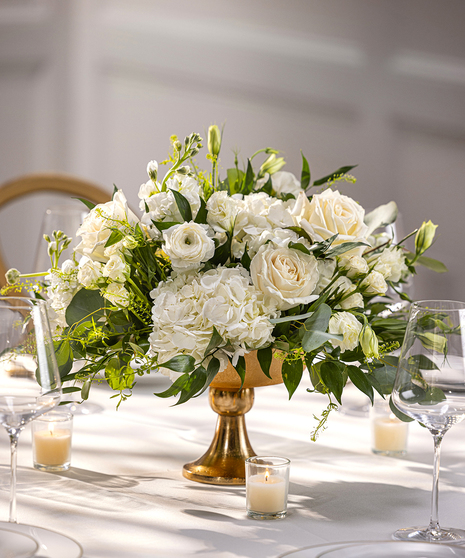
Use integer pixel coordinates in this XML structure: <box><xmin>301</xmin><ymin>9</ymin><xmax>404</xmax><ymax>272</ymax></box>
<box><xmin>182</xmin><ymin>387</ymin><xmax>256</xmax><ymax>485</ymax></box>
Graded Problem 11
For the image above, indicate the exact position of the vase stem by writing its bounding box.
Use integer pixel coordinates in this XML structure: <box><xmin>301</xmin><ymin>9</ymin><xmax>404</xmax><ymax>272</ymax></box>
<box><xmin>182</xmin><ymin>387</ymin><xmax>256</xmax><ymax>485</ymax></box>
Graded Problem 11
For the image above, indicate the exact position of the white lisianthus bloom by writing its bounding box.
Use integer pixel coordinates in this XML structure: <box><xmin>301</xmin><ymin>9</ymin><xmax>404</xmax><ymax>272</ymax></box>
<box><xmin>102</xmin><ymin>254</ymin><xmax>129</xmax><ymax>283</ymax></box>
<box><xmin>75</xmin><ymin>190</ymin><xmax>138</xmax><ymax>263</ymax></box>
<box><xmin>361</xmin><ymin>271</ymin><xmax>388</xmax><ymax>295</ymax></box>
<box><xmin>371</xmin><ymin>246</ymin><xmax>408</xmax><ymax>283</ymax></box>
<box><xmin>206</xmin><ymin>190</ymin><xmax>238</xmax><ymax>233</ymax></box>
<box><xmin>256</xmin><ymin>171</ymin><xmax>303</xmax><ymax>198</ymax></box>
<box><xmin>77</xmin><ymin>257</ymin><xmax>103</xmax><ymax>289</ymax></box>
<box><xmin>250</xmin><ymin>245</ymin><xmax>319</xmax><ymax>310</ymax></box>
<box><xmin>329</xmin><ymin>312</ymin><xmax>363</xmax><ymax>352</ymax></box>
<box><xmin>163</xmin><ymin>222</ymin><xmax>215</xmax><ymax>272</ymax></box>
<box><xmin>292</xmin><ymin>189</ymin><xmax>369</xmax><ymax>254</ymax></box>
<box><xmin>103</xmin><ymin>282</ymin><xmax>130</xmax><ymax>307</ymax></box>
<box><xmin>339</xmin><ymin>254</ymin><xmax>369</xmax><ymax>279</ymax></box>
<box><xmin>149</xmin><ymin>266</ymin><xmax>278</xmax><ymax>380</ymax></box>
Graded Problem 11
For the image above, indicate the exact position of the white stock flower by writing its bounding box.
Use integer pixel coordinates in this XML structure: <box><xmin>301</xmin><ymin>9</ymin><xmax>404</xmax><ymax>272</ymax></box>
<box><xmin>206</xmin><ymin>191</ymin><xmax>238</xmax><ymax>233</ymax></box>
<box><xmin>292</xmin><ymin>189</ymin><xmax>368</xmax><ymax>253</ymax></box>
<box><xmin>329</xmin><ymin>312</ymin><xmax>362</xmax><ymax>352</ymax></box>
<box><xmin>75</xmin><ymin>190</ymin><xmax>138</xmax><ymax>263</ymax></box>
<box><xmin>371</xmin><ymin>246</ymin><xmax>408</xmax><ymax>283</ymax></box>
<box><xmin>339</xmin><ymin>254</ymin><xmax>369</xmax><ymax>279</ymax></box>
<box><xmin>77</xmin><ymin>257</ymin><xmax>103</xmax><ymax>289</ymax></box>
<box><xmin>250</xmin><ymin>245</ymin><xmax>319</xmax><ymax>310</ymax></box>
<box><xmin>148</xmin><ymin>266</ymin><xmax>277</xmax><ymax>380</ymax></box>
<box><xmin>46</xmin><ymin>259</ymin><xmax>80</xmax><ymax>330</ymax></box>
<box><xmin>163</xmin><ymin>222</ymin><xmax>215</xmax><ymax>271</ymax></box>
<box><xmin>103</xmin><ymin>282</ymin><xmax>130</xmax><ymax>307</ymax></box>
<box><xmin>361</xmin><ymin>271</ymin><xmax>388</xmax><ymax>295</ymax></box>
<box><xmin>102</xmin><ymin>254</ymin><xmax>129</xmax><ymax>283</ymax></box>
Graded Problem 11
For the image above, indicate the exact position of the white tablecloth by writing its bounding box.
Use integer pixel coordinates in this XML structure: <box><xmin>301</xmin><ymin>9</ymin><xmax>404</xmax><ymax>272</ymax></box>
<box><xmin>1</xmin><ymin>377</ymin><xmax>465</xmax><ymax>558</ymax></box>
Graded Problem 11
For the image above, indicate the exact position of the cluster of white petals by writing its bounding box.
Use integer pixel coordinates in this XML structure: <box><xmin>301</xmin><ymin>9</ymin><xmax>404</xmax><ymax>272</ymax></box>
<box><xmin>75</xmin><ymin>191</ymin><xmax>138</xmax><ymax>263</ymax></box>
<box><xmin>329</xmin><ymin>312</ymin><xmax>363</xmax><ymax>352</ymax></box>
<box><xmin>139</xmin><ymin>173</ymin><xmax>202</xmax><ymax>237</ymax></box>
<box><xmin>46</xmin><ymin>260</ymin><xmax>80</xmax><ymax>331</ymax></box>
<box><xmin>148</xmin><ymin>266</ymin><xmax>278</xmax><ymax>380</ymax></box>
<box><xmin>370</xmin><ymin>246</ymin><xmax>408</xmax><ymax>283</ymax></box>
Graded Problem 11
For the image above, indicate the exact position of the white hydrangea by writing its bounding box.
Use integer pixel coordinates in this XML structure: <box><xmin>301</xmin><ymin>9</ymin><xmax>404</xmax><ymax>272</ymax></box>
<box><xmin>329</xmin><ymin>312</ymin><xmax>362</xmax><ymax>352</ymax></box>
<box><xmin>148</xmin><ymin>266</ymin><xmax>279</xmax><ymax>380</ymax></box>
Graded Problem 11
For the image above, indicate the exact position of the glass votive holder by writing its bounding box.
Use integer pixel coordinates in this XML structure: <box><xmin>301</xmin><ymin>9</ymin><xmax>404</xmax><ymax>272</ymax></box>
<box><xmin>370</xmin><ymin>397</ymin><xmax>408</xmax><ymax>456</ymax></box>
<box><xmin>32</xmin><ymin>409</ymin><xmax>73</xmax><ymax>471</ymax></box>
<box><xmin>245</xmin><ymin>456</ymin><xmax>290</xmax><ymax>520</ymax></box>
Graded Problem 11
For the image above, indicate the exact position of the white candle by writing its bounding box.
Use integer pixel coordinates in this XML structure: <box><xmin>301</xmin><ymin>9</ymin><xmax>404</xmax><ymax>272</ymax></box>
<box><xmin>33</xmin><ymin>426</ymin><xmax>71</xmax><ymax>466</ymax></box>
<box><xmin>246</xmin><ymin>471</ymin><xmax>286</xmax><ymax>513</ymax></box>
<box><xmin>373</xmin><ymin>413</ymin><xmax>408</xmax><ymax>452</ymax></box>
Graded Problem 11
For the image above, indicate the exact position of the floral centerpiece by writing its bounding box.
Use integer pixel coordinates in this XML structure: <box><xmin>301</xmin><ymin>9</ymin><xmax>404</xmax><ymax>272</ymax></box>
<box><xmin>4</xmin><ymin>126</ymin><xmax>445</xmax><ymax>436</ymax></box>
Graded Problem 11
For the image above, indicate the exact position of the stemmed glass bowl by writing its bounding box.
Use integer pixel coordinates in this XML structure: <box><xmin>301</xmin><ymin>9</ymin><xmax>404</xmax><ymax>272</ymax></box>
<box><xmin>0</xmin><ymin>297</ymin><xmax>62</xmax><ymax>523</ymax></box>
<box><xmin>392</xmin><ymin>299</ymin><xmax>465</xmax><ymax>543</ymax></box>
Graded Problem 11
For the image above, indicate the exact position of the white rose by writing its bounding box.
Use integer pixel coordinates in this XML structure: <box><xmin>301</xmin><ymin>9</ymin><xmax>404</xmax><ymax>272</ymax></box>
<box><xmin>102</xmin><ymin>255</ymin><xmax>129</xmax><ymax>283</ymax></box>
<box><xmin>329</xmin><ymin>312</ymin><xmax>362</xmax><ymax>352</ymax></box>
<box><xmin>163</xmin><ymin>222</ymin><xmax>215</xmax><ymax>271</ymax></box>
<box><xmin>104</xmin><ymin>282</ymin><xmax>130</xmax><ymax>307</ymax></box>
<box><xmin>361</xmin><ymin>271</ymin><xmax>388</xmax><ymax>295</ymax></box>
<box><xmin>77</xmin><ymin>257</ymin><xmax>103</xmax><ymax>288</ymax></box>
<box><xmin>75</xmin><ymin>190</ymin><xmax>138</xmax><ymax>263</ymax></box>
<box><xmin>372</xmin><ymin>247</ymin><xmax>408</xmax><ymax>283</ymax></box>
<box><xmin>339</xmin><ymin>254</ymin><xmax>369</xmax><ymax>279</ymax></box>
<box><xmin>250</xmin><ymin>245</ymin><xmax>319</xmax><ymax>310</ymax></box>
<box><xmin>292</xmin><ymin>189</ymin><xmax>368</xmax><ymax>252</ymax></box>
<box><xmin>206</xmin><ymin>191</ymin><xmax>238</xmax><ymax>233</ymax></box>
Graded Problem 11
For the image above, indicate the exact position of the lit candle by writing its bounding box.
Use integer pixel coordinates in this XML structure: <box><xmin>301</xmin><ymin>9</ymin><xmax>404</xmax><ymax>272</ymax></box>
<box><xmin>247</xmin><ymin>469</ymin><xmax>286</xmax><ymax>513</ymax></box>
<box><xmin>373</xmin><ymin>413</ymin><xmax>408</xmax><ymax>453</ymax></box>
<box><xmin>32</xmin><ymin>410</ymin><xmax>73</xmax><ymax>471</ymax></box>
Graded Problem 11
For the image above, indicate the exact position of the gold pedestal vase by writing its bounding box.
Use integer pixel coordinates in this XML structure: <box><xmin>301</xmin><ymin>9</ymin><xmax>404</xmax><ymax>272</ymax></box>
<box><xmin>182</xmin><ymin>351</ymin><xmax>283</xmax><ymax>485</ymax></box>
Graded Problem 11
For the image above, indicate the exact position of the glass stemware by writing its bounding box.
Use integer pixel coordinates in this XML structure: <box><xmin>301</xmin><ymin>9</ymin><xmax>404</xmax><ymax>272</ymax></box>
<box><xmin>0</xmin><ymin>297</ymin><xmax>62</xmax><ymax>523</ymax></box>
<box><xmin>392</xmin><ymin>299</ymin><xmax>465</xmax><ymax>543</ymax></box>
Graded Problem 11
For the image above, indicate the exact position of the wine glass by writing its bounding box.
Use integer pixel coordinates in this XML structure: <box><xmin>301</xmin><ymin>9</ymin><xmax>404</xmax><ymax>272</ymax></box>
<box><xmin>392</xmin><ymin>299</ymin><xmax>465</xmax><ymax>543</ymax></box>
<box><xmin>33</xmin><ymin>204</ymin><xmax>87</xmax><ymax>272</ymax></box>
<box><xmin>0</xmin><ymin>297</ymin><xmax>62</xmax><ymax>523</ymax></box>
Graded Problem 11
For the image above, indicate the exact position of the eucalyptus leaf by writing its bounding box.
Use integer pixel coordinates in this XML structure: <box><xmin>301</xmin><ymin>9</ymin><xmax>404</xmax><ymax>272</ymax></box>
<box><xmin>365</xmin><ymin>201</ymin><xmax>398</xmax><ymax>236</ymax></box>
<box><xmin>325</xmin><ymin>241</ymin><xmax>369</xmax><ymax>258</ymax></box>
<box><xmin>65</xmin><ymin>289</ymin><xmax>106</xmax><ymax>328</ymax></box>
<box><xmin>389</xmin><ymin>396</ymin><xmax>414</xmax><ymax>422</ymax></box>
